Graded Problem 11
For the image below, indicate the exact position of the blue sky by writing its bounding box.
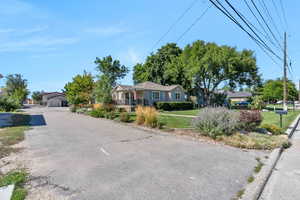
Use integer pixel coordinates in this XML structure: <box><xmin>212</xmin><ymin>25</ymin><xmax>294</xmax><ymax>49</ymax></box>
<box><xmin>0</xmin><ymin>0</ymin><xmax>299</xmax><ymax>93</ymax></box>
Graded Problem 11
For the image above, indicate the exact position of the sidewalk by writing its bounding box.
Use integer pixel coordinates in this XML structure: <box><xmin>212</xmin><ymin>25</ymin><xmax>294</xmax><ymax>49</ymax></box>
<box><xmin>260</xmin><ymin>123</ymin><xmax>300</xmax><ymax>200</ymax></box>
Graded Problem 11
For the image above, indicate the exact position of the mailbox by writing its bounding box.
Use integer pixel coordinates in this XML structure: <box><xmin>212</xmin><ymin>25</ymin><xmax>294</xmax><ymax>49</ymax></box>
<box><xmin>275</xmin><ymin>110</ymin><xmax>288</xmax><ymax>115</ymax></box>
<box><xmin>275</xmin><ymin>110</ymin><xmax>288</xmax><ymax>128</ymax></box>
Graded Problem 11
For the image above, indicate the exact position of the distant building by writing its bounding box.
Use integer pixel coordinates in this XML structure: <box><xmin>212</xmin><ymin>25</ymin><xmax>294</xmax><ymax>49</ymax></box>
<box><xmin>226</xmin><ymin>91</ymin><xmax>252</xmax><ymax>103</ymax></box>
<box><xmin>42</xmin><ymin>92</ymin><xmax>68</xmax><ymax>107</ymax></box>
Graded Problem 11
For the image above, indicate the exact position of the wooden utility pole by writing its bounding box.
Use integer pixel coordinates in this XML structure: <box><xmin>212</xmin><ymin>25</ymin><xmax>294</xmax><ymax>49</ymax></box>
<box><xmin>283</xmin><ymin>32</ymin><xmax>288</xmax><ymax>111</ymax></box>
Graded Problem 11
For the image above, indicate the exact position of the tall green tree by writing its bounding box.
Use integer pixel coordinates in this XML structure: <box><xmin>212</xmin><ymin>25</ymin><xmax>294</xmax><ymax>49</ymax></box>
<box><xmin>94</xmin><ymin>56</ymin><xmax>128</xmax><ymax>103</ymax></box>
<box><xmin>64</xmin><ymin>71</ymin><xmax>95</xmax><ymax>105</ymax></box>
<box><xmin>32</xmin><ymin>91</ymin><xmax>43</xmax><ymax>104</ymax></box>
<box><xmin>262</xmin><ymin>79</ymin><xmax>298</xmax><ymax>102</ymax></box>
<box><xmin>133</xmin><ymin>43</ymin><xmax>182</xmax><ymax>84</ymax></box>
<box><xmin>5</xmin><ymin>74</ymin><xmax>29</xmax><ymax>104</ymax></box>
<box><xmin>167</xmin><ymin>40</ymin><xmax>261</xmax><ymax>104</ymax></box>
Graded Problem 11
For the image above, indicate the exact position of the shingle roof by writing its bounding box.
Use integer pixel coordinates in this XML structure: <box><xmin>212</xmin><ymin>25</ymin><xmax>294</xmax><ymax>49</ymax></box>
<box><xmin>115</xmin><ymin>81</ymin><xmax>181</xmax><ymax>91</ymax></box>
<box><xmin>227</xmin><ymin>91</ymin><xmax>252</xmax><ymax>98</ymax></box>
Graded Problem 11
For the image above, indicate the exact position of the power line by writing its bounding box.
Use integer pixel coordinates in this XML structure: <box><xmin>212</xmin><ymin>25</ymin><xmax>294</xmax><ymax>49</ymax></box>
<box><xmin>249</xmin><ymin>0</ymin><xmax>283</xmax><ymax>51</ymax></box>
<box><xmin>176</xmin><ymin>5</ymin><xmax>211</xmax><ymax>42</ymax></box>
<box><xmin>150</xmin><ymin>0</ymin><xmax>199</xmax><ymax>52</ymax></box>
<box><xmin>279</xmin><ymin>0</ymin><xmax>289</xmax><ymax>30</ymax></box>
<box><xmin>223</xmin><ymin>0</ymin><xmax>280</xmax><ymax>58</ymax></box>
<box><xmin>208</xmin><ymin>0</ymin><xmax>282</xmax><ymax>62</ymax></box>
<box><xmin>257</xmin><ymin>0</ymin><xmax>283</xmax><ymax>41</ymax></box>
<box><xmin>271</xmin><ymin>0</ymin><xmax>286</xmax><ymax>32</ymax></box>
<box><xmin>242</xmin><ymin>0</ymin><xmax>281</xmax><ymax>52</ymax></box>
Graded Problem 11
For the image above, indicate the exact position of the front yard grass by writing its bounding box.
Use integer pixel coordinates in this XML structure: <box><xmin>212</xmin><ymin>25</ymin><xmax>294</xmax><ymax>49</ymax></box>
<box><xmin>0</xmin><ymin>170</ymin><xmax>28</xmax><ymax>200</ymax></box>
<box><xmin>159</xmin><ymin>115</ymin><xmax>193</xmax><ymax>129</ymax></box>
<box><xmin>218</xmin><ymin>133</ymin><xmax>288</xmax><ymax>150</ymax></box>
<box><xmin>261</xmin><ymin>110</ymin><xmax>300</xmax><ymax>130</ymax></box>
<box><xmin>0</xmin><ymin>113</ymin><xmax>31</xmax><ymax>200</ymax></box>
<box><xmin>161</xmin><ymin>109</ymin><xmax>201</xmax><ymax>116</ymax></box>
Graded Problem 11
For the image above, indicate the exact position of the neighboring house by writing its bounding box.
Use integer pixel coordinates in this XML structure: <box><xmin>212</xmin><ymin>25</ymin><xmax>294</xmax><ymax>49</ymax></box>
<box><xmin>112</xmin><ymin>81</ymin><xmax>186</xmax><ymax>108</ymax></box>
<box><xmin>226</xmin><ymin>91</ymin><xmax>252</xmax><ymax>103</ymax></box>
<box><xmin>42</xmin><ymin>92</ymin><xmax>68</xmax><ymax>107</ymax></box>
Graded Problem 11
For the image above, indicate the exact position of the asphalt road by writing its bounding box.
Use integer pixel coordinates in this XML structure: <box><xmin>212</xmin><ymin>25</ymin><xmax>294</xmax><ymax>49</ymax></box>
<box><xmin>24</xmin><ymin>107</ymin><xmax>265</xmax><ymax>200</ymax></box>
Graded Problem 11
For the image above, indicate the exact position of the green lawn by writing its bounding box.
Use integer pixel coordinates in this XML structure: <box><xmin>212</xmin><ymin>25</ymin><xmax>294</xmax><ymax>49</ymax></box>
<box><xmin>159</xmin><ymin>115</ymin><xmax>193</xmax><ymax>129</ymax></box>
<box><xmin>161</xmin><ymin>109</ymin><xmax>201</xmax><ymax>116</ymax></box>
<box><xmin>159</xmin><ymin>109</ymin><xmax>300</xmax><ymax>130</ymax></box>
<box><xmin>261</xmin><ymin>110</ymin><xmax>300</xmax><ymax>130</ymax></box>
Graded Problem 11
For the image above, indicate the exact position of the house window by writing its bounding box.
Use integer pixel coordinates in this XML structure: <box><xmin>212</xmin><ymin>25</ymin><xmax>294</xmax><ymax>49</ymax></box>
<box><xmin>152</xmin><ymin>91</ymin><xmax>160</xmax><ymax>100</ymax></box>
<box><xmin>175</xmin><ymin>92</ymin><xmax>181</xmax><ymax>100</ymax></box>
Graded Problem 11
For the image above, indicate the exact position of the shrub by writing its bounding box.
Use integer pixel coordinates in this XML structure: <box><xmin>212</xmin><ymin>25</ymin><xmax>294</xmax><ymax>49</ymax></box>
<box><xmin>89</xmin><ymin>108</ymin><xmax>105</xmax><ymax>118</ymax></box>
<box><xmin>239</xmin><ymin>110</ymin><xmax>263</xmax><ymax>131</ymax></box>
<box><xmin>135</xmin><ymin>106</ymin><xmax>159</xmax><ymax>128</ymax></box>
<box><xmin>261</xmin><ymin>124</ymin><xmax>284</xmax><ymax>135</ymax></box>
<box><xmin>192</xmin><ymin>107</ymin><xmax>240</xmax><ymax>139</ymax></box>
<box><xmin>70</xmin><ymin>106</ymin><xmax>77</xmax><ymax>113</ymax></box>
<box><xmin>120</xmin><ymin>112</ymin><xmax>131</xmax><ymax>122</ymax></box>
<box><xmin>105</xmin><ymin>111</ymin><xmax>117</xmax><ymax>120</ymax></box>
<box><xmin>136</xmin><ymin>106</ymin><xmax>145</xmax><ymax>125</ymax></box>
<box><xmin>76</xmin><ymin>108</ymin><xmax>88</xmax><ymax>114</ymax></box>
<box><xmin>155</xmin><ymin>101</ymin><xmax>193</xmax><ymax>111</ymax></box>
<box><xmin>0</xmin><ymin>97</ymin><xmax>20</xmax><ymax>112</ymax></box>
<box><xmin>144</xmin><ymin>107</ymin><xmax>158</xmax><ymax>128</ymax></box>
<box><xmin>102</xmin><ymin>104</ymin><xmax>116</xmax><ymax>112</ymax></box>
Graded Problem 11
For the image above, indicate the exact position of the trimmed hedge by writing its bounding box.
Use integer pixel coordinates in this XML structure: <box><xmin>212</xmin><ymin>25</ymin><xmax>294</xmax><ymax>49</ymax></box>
<box><xmin>154</xmin><ymin>101</ymin><xmax>193</xmax><ymax>111</ymax></box>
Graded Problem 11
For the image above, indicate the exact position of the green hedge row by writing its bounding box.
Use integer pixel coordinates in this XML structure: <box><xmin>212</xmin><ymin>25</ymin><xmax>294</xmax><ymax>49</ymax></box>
<box><xmin>154</xmin><ymin>101</ymin><xmax>193</xmax><ymax>111</ymax></box>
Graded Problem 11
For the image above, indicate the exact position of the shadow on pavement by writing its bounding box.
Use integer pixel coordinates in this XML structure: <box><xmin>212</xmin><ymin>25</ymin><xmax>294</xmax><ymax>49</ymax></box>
<box><xmin>0</xmin><ymin>113</ymin><xmax>47</xmax><ymax>128</ymax></box>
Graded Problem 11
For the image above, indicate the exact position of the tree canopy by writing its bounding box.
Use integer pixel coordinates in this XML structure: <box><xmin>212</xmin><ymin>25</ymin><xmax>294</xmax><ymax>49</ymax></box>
<box><xmin>133</xmin><ymin>40</ymin><xmax>261</xmax><ymax>105</ymax></box>
<box><xmin>262</xmin><ymin>79</ymin><xmax>298</xmax><ymax>102</ymax></box>
<box><xmin>5</xmin><ymin>74</ymin><xmax>29</xmax><ymax>105</ymax></box>
<box><xmin>64</xmin><ymin>71</ymin><xmax>95</xmax><ymax>105</ymax></box>
<box><xmin>32</xmin><ymin>91</ymin><xmax>43</xmax><ymax>103</ymax></box>
<box><xmin>94</xmin><ymin>56</ymin><xmax>128</xmax><ymax>103</ymax></box>
<box><xmin>133</xmin><ymin>43</ymin><xmax>182</xmax><ymax>85</ymax></box>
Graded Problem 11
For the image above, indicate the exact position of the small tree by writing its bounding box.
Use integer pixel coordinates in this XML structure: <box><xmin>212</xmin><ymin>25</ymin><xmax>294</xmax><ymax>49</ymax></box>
<box><xmin>250</xmin><ymin>96</ymin><xmax>265</xmax><ymax>110</ymax></box>
<box><xmin>5</xmin><ymin>74</ymin><xmax>29</xmax><ymax>105</ymax></box>
<box><xmin>64</xmin><ymin>71</ymin><xmax>94</xmax><ymax>106</ymax></box>
<box><xmin>94</xmin><ymin>56</ymin><xmax>128</xmax><ymax>104</ymax></box>
<box><xmin>32</xmin><ymin>91</ymin><xmax>43</xmax><ymax>104</ymax></box>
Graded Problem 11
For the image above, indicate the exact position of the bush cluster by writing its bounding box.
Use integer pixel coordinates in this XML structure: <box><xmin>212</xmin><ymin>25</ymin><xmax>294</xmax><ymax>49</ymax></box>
<box><xmin>0</xmin><ymin>97</ymin><xmax>20</xmax><ymax>112</ymax></box>
<box><xmin>155</xmin><ymin>101</ymin><xmax>193</xmax><ymax>111</ymax></box>
<box><xmin>261</xmin><ymin>124</ymin><xmax>284</xmax><ymax>135</ymax></box>
<box><xmin>136</xmin><ymin>106</ymin><xmax>160</xmax><ymax>128</ymax></box>
<box><xmin>120</xmin><ymin>112</ymin><xmax>131</xmax><ymax>122</ymax></box>
<box><xmin>239</xmin><ymin>110</ymin><xmax>262</xmax><ymax>131</ymax></box>
<box><xmin>192</xmin><ymin>107</ymin><xmax>240</xmax><ymax>139</ymax></box>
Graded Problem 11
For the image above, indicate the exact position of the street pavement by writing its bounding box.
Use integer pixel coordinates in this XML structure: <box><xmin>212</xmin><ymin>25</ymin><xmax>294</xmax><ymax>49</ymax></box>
<box><xmin>260</xmin><ymin>121</ymin><xmax>300</xmax><ymax>200</ymax></box>
<box><xmin>24</xmin><ymin>107</ymin><xmax>265</xmax><ymax>200</ymax></box>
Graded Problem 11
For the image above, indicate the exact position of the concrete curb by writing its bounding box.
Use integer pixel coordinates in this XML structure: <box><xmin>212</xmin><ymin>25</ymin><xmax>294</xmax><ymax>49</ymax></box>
<box><xmin>241</xmin><ymin>114</ymin><xmax>300</xmax><ymax>200</ymax></box>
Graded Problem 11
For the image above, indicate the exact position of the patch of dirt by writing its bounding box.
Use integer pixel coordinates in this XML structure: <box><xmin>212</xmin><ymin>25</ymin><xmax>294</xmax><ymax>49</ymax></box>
<box><xmin>0</xmin><ymin>141</ymin><xmax>76</xmax><ymax>200</ymax></box>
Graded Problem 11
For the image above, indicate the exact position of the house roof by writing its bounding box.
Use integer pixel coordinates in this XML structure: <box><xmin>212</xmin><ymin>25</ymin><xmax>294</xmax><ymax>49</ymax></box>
<box><xmin>115</xmin><ymin>81</ymin><xmax>181</xmax><ymax>92</ymax></box>
<box><xmin>226</xmin><ymin>91</ymin><xmax>252</xmax><ymax>98</ymax></box>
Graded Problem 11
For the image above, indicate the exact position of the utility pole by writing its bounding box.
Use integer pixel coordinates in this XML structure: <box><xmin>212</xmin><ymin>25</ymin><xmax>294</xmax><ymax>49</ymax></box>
<box><xmin>283</xmin><ymin>32</ymin><xmax>288</xmax><ymax>111</ymax></box>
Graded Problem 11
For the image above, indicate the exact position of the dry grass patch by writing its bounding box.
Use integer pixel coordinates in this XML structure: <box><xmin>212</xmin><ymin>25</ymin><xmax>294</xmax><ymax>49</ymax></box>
<box><xmin>219</xmin><ymin>133</ymin><xmax>288</xmax><ymax>150</ymax></box>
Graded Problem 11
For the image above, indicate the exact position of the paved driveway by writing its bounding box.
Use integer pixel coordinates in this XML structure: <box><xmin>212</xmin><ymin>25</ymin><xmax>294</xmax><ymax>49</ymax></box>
<box><xmin>24</xmin><ymin>107</ymin><xmax>265</xmax><ymax>200</ymax></box>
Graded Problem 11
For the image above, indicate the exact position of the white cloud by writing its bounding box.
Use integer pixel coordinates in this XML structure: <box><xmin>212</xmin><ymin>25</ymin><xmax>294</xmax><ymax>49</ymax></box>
<box><xmin>0</xmin><ymin>26</ymin><xmax>48</xmax><ymax>35</ymax></box>
<box><xmin>84</xmin><ymin>26</ymin><xmax>127</xmax><ymax>36</ymax></box>
<box><xmin>0</xmin><ymin>37</ymin><xmax>79</xmax><ymax>52</ymax></box>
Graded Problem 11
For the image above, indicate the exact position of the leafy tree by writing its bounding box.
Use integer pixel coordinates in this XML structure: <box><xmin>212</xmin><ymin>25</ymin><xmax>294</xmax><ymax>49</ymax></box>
<box><xmin>94</xmin><ymin>56</ymin><xmax>128</xmax><ymax>103</ymax></box>
<box><xmin>250</xmin><ymin>96</ymin><xmax>265</xmax><ymax>110</ymax></box>
<box><xmin>170</xmin><ymin>40</ymin><xmax>261</xmax><ymax>105</ymax></box>
<box><xmin>64</xmin><ymin>71</ymin><xmax>95</xmax><ymax>105</ymax></box>
<box><xmin>262</xmin><ymin>79</ymin><xmax>298</xmax><ymax>102</ymax></box>
<box><xmin>32</xmin><ymin>91</ymin><xmax>43</xmax><ymax>104</ymax></box>
<box><xmin>5</xmin><ymin>74</ymin><xmax>29</xmax><ymax>105</ymax></box>
<box><xmin>133</xmin><ymin>43</ymin><xmax>182</xmax><ymax>85</ymax></box>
